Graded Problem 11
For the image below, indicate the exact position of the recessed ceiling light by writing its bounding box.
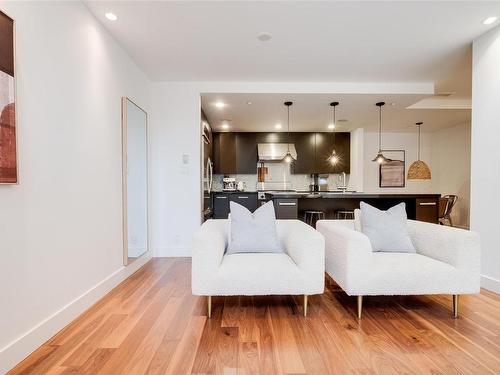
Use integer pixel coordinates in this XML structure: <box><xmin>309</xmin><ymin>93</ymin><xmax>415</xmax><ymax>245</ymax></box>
<box><xmin>221</xmin><ymin>123</ymin><xmax>229</xmax><ymax>129</ymax></box>
<box><xmin>257</xmin><ymin>32</ymin><xmax>272</xmax><ymax>42</ymax></box>
<box><xmin>328</xmin><ymin>123</ymin><xmax>335</xmax><ymax>130</ymax></box>
<box><xmin>215</xmin><ymin>101</ymin><xmax>226</xmax><ymax>109</ymax></box>
<box><xmin>275</xmin><ymin>123</ymin><xmax>282</xmax><ymax>129</ymax></box>
<box><xmin>105</xmin><ymin>12</ymin><xmax>118</xmax><ymax>21</ymax></box>
<box><xmin>483</xmin><ymin>16</ymin><xmax>498</xmax><ymax>25</ymax></box>
<box><xmin>247</xmin><ymin>101</ymin><xmax>252</xmax><ymax>105</ymax></box>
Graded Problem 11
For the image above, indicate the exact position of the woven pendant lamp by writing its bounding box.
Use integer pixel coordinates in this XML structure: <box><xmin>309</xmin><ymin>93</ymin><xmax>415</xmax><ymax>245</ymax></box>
<box><xmin>408</xmin><ymin>122</ymin><xmax>431</xmax><ymax>180</ymax></box>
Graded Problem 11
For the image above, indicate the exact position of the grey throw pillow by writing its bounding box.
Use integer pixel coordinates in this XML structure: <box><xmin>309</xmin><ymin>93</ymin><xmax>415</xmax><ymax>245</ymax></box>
<box><xmin>359</xmin><ymin>201</ymin><xmax>415</xmax><ymax>253</ymax></box>
<box><xmin>226</xmin><ymin>201</ymin><xmax>283</xmax><ymax>254</ymax></box>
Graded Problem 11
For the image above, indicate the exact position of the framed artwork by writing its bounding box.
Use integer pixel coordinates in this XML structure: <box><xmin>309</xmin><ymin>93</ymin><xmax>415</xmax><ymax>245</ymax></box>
<box><xmin>379</xmin><ymin>150</ymin><xmax>405</xmax><ymax>188</ymax></box>
<box><xmin>0</xmin><ymin>10</ymin><xmax>17</xmax><ymax>184</ymax></box>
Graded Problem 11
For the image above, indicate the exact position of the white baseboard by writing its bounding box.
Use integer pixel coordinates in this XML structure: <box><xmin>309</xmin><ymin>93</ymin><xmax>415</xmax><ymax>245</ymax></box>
<box><xmin>481</xmin><ymin>274</ymin><xmax>500</xmax><ymax>294</ymax></box>
<box><xmin>153</xmin><ymin>246</ymin><xmax>190</xmax><ymax>257</ymax></box>
<box><xmin>0</xmin><ymin>252</ymin><xmax>152</xmax><ymax>375</ymax></box>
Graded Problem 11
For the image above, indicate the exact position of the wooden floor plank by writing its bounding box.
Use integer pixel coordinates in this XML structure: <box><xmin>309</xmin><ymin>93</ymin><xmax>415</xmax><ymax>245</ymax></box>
<box><xmin>7</xmin><ymin>258</ymin><xmax>500</xmax><ymax>375</ymax></box>
<box><xmin>164</xmin><ymin>316</ymin><xmax>206</xmax><ymax>375</ymax></box>
<box><xmin>268</xmin><ymin>298</ymin><xmax>306</xmax><ymax>374</ymax></box>
<box><xmin>121</xmin><ymin>296</ymin><xmax>183</xmax><ymax>375</ymax></box>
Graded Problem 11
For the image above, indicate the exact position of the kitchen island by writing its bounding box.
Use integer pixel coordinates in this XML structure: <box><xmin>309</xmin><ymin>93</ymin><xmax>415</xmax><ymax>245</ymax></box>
<box><xmin>265</xmin><ymin>192</ymin><xmax>441</xmax><ymax>223</ymax></box>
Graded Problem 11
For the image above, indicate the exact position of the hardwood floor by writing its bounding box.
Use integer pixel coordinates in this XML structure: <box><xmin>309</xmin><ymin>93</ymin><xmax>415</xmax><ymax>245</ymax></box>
<box><xmin>8</xmin><ymin>258</ymin><xmax>500</xmax><ymax>374</ymax></box>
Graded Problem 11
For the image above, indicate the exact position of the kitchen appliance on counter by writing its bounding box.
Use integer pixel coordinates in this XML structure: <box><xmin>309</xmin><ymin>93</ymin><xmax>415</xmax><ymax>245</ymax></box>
<box><xmin>257</xmin><ymin>162</ymin><xmax>268</xmax><ymax>182</ymax></box>
<box><xmin>309</xmin><ymin>174</ymin><xmax>319</xmax><ymax>192</ymax></box>
<box><xmin>337</xmin><ymin>172</ymin><xmax>348</xmax><ymax>192</ymax></box>
<box><xmin>223</xmin><ymin>177</ymin><xmax>237</xmax><ymax>191</ymax></box>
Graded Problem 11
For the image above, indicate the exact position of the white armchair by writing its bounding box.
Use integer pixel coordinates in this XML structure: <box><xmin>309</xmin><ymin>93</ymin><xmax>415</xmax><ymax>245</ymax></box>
<box><xmin>192</xmin><ymin>219</ymin><xmax>325</xmax><ymax>317</ymax></box>
<box><xmin>316</xmin><ymin>220</ymin><xmax>480</xmax><ymax>318</ymax></box>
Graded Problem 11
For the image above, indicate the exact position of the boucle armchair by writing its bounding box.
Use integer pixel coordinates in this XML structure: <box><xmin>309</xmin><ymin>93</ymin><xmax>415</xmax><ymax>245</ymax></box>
<box><xmin>316</xmin><ymin>219</ymin><xmax>480</xmax><ymax>318</ymax></box>
<box><xmin>192</xmin><ymin>219</ymin><xmax>325</xmax><ymax>317</ymax></box>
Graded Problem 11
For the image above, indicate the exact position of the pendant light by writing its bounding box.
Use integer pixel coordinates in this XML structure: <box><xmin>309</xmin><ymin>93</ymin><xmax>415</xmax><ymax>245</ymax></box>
<box><xmin>407</xmin><ymin>122</ymin><xmax>431</xmax><ymax>180</ymax></box>
<box><xmin>372</xmin><ymin>101</ymin><xmax>389</xmax><ymax>164</ymax></box>
<box><xmin>283</xmin><ymin>101</ymin><xmax>295</xmax><ymax>163</ymax></box>
<box><xmin>328</xmin><ymin>102</ymin><xmax>340</xmax><ymax>165</ymax></box>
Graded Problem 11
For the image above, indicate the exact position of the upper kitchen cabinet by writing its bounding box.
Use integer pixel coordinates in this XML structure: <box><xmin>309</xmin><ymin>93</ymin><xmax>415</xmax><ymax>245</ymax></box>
<box><xmin>314</xmin><ymin>132</ymin><xmax>351</xmax><ymax>174</ymax></box>
<box><xmin>291</xmin><ymin>132</ymin><xmax>350</xmax><ymax>174</ymax></box>
<box><xmin>213</xmin><ymin>132</ymin><xmax>257</xmax><ymax>174</ymax></box>
<box><xmin>213</xmin><ymin>131</ymin><xmax>350</xmax><ymax>175</ymax></box>
<box><xmin>291</xmin><ymin>133</ymin><xmax>316</xmax><ymax>174</ymax></box>
<box><xmin>235</xmin><ymin>133</ymin><xmax>258</xmax><ymax>174</ymax></box>
<box><xmin>213</xmin><ymin>132</ymin><xmax>236</xmax><ymax>174</ymax></box>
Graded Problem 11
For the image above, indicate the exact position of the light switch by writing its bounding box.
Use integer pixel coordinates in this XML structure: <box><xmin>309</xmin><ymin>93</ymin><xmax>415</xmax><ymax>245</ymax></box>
<box><xmin>182</xmin><ymin>154</ymin><xmax>189</xmax><ymax>164</ymax></box>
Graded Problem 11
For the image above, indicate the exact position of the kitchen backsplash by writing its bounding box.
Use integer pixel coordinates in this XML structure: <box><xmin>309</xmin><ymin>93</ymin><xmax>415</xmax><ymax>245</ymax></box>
<box><xmin>212</xmin><ymin>162</ymin><xmax>350</xmax><ymax>191</ymax></box>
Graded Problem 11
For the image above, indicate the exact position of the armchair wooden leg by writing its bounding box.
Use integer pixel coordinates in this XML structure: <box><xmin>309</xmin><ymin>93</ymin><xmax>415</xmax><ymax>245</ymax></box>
<box><xmin>357</xmin><ymin>296</ymin><xmax>363</xmax><ymax>319</ymax></box>
<box><xmin>207</xmin><ymin>296</ymin><xmax>212</xmax><ymax>319</ymax></box>
<box><xmin>303</xmin><ymin>295</ymin><xmax>308</xmax><ymax>317</ymax></box>
<box><xmin>453</xmin><ymin>295</ymin><xmax>459</xmax><ymax>318</ymax></box>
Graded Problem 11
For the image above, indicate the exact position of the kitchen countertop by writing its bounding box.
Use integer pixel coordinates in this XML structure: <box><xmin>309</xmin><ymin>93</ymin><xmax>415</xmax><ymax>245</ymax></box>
<box><xmin>212</xmin><ymin>190</ymin><xmax>258</xmax><ymax>194</ymax></box>
<box><xmin>265</xmin><ymin>192</ymin><xmax>441</xmax><ymax>199</ymax></box>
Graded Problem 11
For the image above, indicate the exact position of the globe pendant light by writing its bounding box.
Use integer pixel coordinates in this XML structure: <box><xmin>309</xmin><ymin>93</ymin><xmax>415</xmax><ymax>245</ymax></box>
<box><xmin>408</xmin><ymin>122</ymin><xmax>431</xmax><ymax>180</ymax></box>
<box><xmin>283</xmin><ymin>101</ymin><xmax>294</xmax><ymax>163</ymax></box>
<box><xmin>328</xmin><ymin>102</ymin><xmax>340</xmax><ymax>165</ymax></box>
<box><xmin>372</xmin><ymin>102</ymin><xmax>389</xmax><ymax>164</ymax></box>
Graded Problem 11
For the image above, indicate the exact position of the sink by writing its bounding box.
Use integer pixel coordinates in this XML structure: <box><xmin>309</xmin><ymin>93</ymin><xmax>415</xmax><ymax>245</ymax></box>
<box><xmin>319</xmin><ymin>191</ymin><xmax>356</xmax><ymax>197</ymax></box>
<box><xmin>304</xmin><ymin>192</ymin><xmax>322</xmax><ymax>198</ymax></box>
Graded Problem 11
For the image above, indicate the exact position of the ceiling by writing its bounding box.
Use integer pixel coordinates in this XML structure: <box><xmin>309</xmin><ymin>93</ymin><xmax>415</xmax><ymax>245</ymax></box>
<box><xmin>85</xmin><ymin>1</ymin><xmax>500</xmax><ymax>97</ymax></box>
<box><xmin>201</xmin><ymin>93</ymin><xmax>470</xmax><ymax>132</ymax></box>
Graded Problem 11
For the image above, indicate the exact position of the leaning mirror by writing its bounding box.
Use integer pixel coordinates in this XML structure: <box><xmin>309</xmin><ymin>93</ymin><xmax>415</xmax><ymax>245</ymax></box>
<box><xmin>122</xmin><ymin>97</ymin><xmax>148</xmax><ymax>265</ymax></box>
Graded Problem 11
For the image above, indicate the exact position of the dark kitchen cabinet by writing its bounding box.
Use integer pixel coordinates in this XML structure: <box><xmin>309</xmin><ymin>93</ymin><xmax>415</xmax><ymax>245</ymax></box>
<box><xmin>274</xmin><ymin>198</ymin><xmax>298</xmax><ymax>219</ymax></box>
<box><xmin>235</xmin><ymin>133</ymin><xmax>258</xmax><ymax>174</ymax></box>
<box><xmin>291</xmin><ymin>132</ymin><xmax>350</xmax><ymax>174</ymax></box>
<box><xmin>213</xmin><ymin>133</ymin><xmax>236</xmax><ymax>174</ymax></box>
<box><xmin>230</xmin><ymin>193</ymin><xmax>258</xmax><ymax>212</ymax></box>
<box><xmin>314</xmin><ymin>132</ymin><xmax>331</xmax><ymax>174</ymax></box>
<box><xmin>291</xmin><ymin>133</ymin><xmax>316</xmax><ymax>174</ymax></box>
<box><xmin>212</xmin><ymin>192</ymin><xmax>259</xmax><ymax>218</ymax></box>
<box><xmin>213</xmin><ymin>131</ymin><xmax>350</xmax><ymax>175</ymax></box>
<box><xmin>416</xmin><ymin>198</ymin><xmax>439</xmax><ymax>224</ymax></box>
<box><xmin>315</xmin><ymin>132</ymin><xmax>351</xmax><ymax>174</ymax></box>
<box><xmin>213</xmin><ymin>133</ymin><xmax>257</xmax><ymax>174</ymax></box>
<box><xmin>213</xmin><ymin>193</ymin><xmax>230</xmax><ymax>219</ymax></box>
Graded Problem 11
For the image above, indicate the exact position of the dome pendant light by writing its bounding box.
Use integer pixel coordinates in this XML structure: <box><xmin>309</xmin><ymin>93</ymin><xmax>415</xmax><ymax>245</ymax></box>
<box><xmin>372</xmin><ymin>102</ymin><xmax>389</xmax><ymax>164</ymax></box>
<box><xmin>408</xmin><ymin>122</ymin><xmax>431</xmax><ymax>180</ymax></box>
<box><xmin>328</xmin><ymin>102</ymin><xmax>340</xmax><ymax>166</ymax></box>
<box><xmin>283</xmin><ymin>101</ymin><xmax>294</xmax><ymax>163</ymax></box>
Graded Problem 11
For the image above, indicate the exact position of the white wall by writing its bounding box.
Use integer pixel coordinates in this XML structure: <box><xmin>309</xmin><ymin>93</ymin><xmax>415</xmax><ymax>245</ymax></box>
<box><xmin>363</xmin><ymin>131</ymin><xmax>433</xmax><ymax>193</ymax></box>
<box><xmin>150</xmin><ymin>83</ymin><xmax>202</xmax><ymax>256</ymax></box>
<box><xmin>431</xmin><ymin>122</ymin><xmax>471</xmax><ymax>228</ymax></box>
<box><xmin>0</xmin><ymin>2</ymin><xmax>151</xmax><ymax>372</ymax></box>
<box><xmin>472</xmin><ymin>25</ymin><xmax>500</xmax><ymax>293</ymax></box>
<box><xmin>348</xmin><ymin>128</ymin><xmax>364</xmax><ymax>192</ymax></box>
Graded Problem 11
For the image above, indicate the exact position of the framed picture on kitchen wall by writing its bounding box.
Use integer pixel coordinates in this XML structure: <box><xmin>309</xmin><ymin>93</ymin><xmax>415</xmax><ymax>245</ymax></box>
<box><xmin>379</xmin><ymin>150</ymin><xmax>405</xmax><ymax>188</ymax></box>
<box><xmin>0</xmin><ymin>10</ymin><xmax>17</xmax><ymax>184</ymax></box>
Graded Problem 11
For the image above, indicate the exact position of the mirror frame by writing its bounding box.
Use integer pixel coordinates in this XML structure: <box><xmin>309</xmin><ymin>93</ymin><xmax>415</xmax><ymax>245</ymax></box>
<box><xmin>121</xmin><ymin>97</ymin><xmax>149</xmax><ymax>266</ymax></box>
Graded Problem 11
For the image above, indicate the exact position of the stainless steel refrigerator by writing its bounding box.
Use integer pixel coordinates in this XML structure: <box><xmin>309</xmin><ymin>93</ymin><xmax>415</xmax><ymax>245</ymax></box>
<box><xmin>201</xmin><ymin>115</ymin><xmax>213</xmax><ymax>221</ymax></box>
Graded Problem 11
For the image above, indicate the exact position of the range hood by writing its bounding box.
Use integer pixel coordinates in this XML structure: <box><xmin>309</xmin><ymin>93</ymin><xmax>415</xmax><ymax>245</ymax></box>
<box><xmin>258</xmin><ymin>143</ymin><xmax>297</xmax><ymax>162</ymax></box>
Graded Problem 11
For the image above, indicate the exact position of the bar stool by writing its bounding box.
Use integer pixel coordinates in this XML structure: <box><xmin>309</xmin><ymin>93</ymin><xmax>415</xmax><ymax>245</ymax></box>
<box><xmin>304</xmin><ymin>210</ymin><xmax>325</xmax><ymax>227</ymax></box>
<box><xmin>335</xmin><ymin>210</ymin><xmax>355</xmax><ymax>220</ymax></box>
